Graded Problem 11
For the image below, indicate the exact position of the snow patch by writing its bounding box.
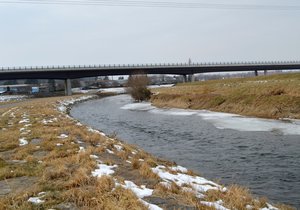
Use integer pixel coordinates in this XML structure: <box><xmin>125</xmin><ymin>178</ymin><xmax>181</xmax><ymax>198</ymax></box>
<box><xmin>90</xmin><ymin>155</ymin><xmax>99</xmax><ymax>159</ymax></box>
<box><xmin>117</xmin><ymin>180</ymin><xmax>162</xmax><ymax>210</ymax></box>
<box><xmin>169</xmin><ymin>165</ymin><xmax>188</xmax><ymax>173</ymax></box>
<box><xmin>92</xmin><ymin>164</ymin><xmax>117</xmax><ymax>177</ymax></box>
<box><xmin>19</xmin><ymin>119</ymin><xmax>30</xmax><ymax>124</ymax></box>
<box><xmin>57</xmin><ymin>134</ymin><xmax>68</xmax><ymax>139</ymax></box>
<box><xmin>79</xmin><ymin>146</ymin><xmax>85</xmax><ymax>152</ymax></box>
<box><xmin>106</xmin><ymin>149</ymin><xmax>114</xmax><ymax>154</ymax></box>
<box><xmin>152</xmin><ymin>165</ymin><xmax>224</xmax><ymax>195</ymax></box>
<box><xmin>27</xmin><ymin>192</ymin><xmax>46</xmax><ymax>204</ymax></box>
<box><xmin>260</xmin><ymin>203</ymin><xmax>279</xmax><ymax>210</ymax></box>
<box><xmin>0</xmin><ymin>95</ymin><xmax>27</xmax><ymax>102</ymax></box>
<box><xmin>114</xmin><ymin>144</ymin><xmax>123</xmax><ymax>151</ymax></box>
<box><xmin>58</xmin><ymin>95</ymin><xmax>95</xmax><ymax>113</ymax></box>
<box><xmin>121</xmin><ymin>181</ymin><xmax>153</xmax><ymax>198</ymax></box>
<box><xmin>201</xmin><ymin>200</ymin><xmax>229</xmax><ymax>210</ymax></box>
<box><xmin>19</xmin><ymin>138</ymin><xmax>28</xmax><ymax>146</ymax></box>
<box><xmin>140</xmin><ymin>200</ymin><xmax>163</xmax><ymax>210</ymax></box>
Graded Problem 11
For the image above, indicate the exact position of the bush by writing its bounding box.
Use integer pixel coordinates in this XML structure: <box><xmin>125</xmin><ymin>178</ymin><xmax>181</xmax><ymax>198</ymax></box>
<box><xmin>127</xmin><ymin>74</ymin><xmax>151</xmax><ymax>101</ymax></box>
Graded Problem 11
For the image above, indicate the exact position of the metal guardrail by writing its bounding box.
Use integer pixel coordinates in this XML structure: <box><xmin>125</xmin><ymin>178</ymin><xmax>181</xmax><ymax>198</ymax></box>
<box><xmin>1</xmin><ymin>61</ymin><xmax>300</xmax><ymax>72</ymax></box>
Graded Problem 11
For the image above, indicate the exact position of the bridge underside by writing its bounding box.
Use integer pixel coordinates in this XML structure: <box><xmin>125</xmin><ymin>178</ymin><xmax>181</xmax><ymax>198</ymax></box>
<box><xmin>1</xmin><ymin>63</ymin><xmax>300</xmax><ymax>95</ymax></box>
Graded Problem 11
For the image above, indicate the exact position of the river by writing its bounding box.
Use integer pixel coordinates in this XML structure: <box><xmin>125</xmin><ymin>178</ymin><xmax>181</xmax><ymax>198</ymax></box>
<box><xmin>71</xmin><ymin>94</ymin><xmax>300</xmax><ymax>208</ymax></box>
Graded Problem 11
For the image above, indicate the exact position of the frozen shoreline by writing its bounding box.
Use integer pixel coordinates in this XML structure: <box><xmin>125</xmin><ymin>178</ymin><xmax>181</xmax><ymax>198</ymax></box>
<box><xmin>121</xmin><ymin>101</ymin><xmax>300</xmax><ymax>136</ymax></box>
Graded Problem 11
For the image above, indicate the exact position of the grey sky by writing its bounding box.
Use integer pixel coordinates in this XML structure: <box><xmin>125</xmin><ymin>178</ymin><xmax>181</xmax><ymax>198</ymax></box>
<box><xmin>0</xmin><ymin>0</ymin><xmax>299</xmax><ymax>67</ymax></box>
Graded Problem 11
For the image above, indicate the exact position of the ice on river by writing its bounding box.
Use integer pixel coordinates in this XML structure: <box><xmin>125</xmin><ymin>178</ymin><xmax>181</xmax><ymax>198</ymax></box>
<box><xmin>121</xmin><ymin>102</ymin><xmax>300</xmax><ymax>136</ymax></box>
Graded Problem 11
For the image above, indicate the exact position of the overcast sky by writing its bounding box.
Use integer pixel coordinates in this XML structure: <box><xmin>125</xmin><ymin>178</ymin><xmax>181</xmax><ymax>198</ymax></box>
<box><xmin>0</xmin><ymin>0</ymin><xmax>299</xmax><ymax>67</ymax></box>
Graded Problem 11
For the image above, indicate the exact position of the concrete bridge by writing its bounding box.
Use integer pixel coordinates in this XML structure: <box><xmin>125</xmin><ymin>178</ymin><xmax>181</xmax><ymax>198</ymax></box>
<box><xmin>1</xmin><ymin>61</ymin><xmax>300</xmax><ymax>95</ymax></box>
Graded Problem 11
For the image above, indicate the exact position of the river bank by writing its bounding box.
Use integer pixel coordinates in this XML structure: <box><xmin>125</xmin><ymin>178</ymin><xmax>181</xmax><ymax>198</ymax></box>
<box><xmin>0</xmin><ymin>94</ymin><xmax>294</xmax><ymax>209</ymax></box>
<box><xmin>151</xmin><ymin>73</ymin><xmax>300</xmax><ymax>120</ymax></box>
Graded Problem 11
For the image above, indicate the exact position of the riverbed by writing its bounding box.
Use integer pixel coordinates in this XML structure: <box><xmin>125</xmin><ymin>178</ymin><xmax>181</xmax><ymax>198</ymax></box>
<box><xmin>71</xmin><ymin>94</ymin><xmax>300</xmax><ymax>208</ymax></box>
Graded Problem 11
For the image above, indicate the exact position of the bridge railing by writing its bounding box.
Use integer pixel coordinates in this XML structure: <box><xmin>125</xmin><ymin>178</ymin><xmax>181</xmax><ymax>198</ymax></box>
<box><xmin>1</xmin><ymin>61</ymin><xmax>300</xmax><ymax>72</ymax></box>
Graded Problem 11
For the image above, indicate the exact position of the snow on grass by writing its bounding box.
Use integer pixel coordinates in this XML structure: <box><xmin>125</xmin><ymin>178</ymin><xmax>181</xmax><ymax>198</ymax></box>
<box><xmin>152</xmin><ymin>165</ymin><xmax>225</xmax><ymax>195</ymax></box>
<box><xmin>117</xmin><ymin>180</ymin><xmax>162</xmax><ymax>210</ymax></box>
<box><xmin>140</xmin><ymin>200</ymin><xmax>163</xmax><ymax>210</ymax></box>
<box><xmin>19</xmin><ymin>138</ymin><xmax>28</xmax><ymax>146</ymax></box>
<box><xmin>90</xmin><ymin>155</ymin><xmax>99</xmax><ymax>159</ymax></box>
<box><xmin>57</xmin><ymin>134</ymin><xmax>68</xmax><ymax>139</ymax></box>
<box><xmin>260</xmin><ymin>203</ymin><xmax>279</xmax><ymax>210</ymax></box>
<box><xmin>121</xmin><ymin>102</ymin><xmax>300</xmax><ymax>135</ymax></box>
<box><xmin>19</xmin><ymin>119</ymin><xmax>30</xmax><ymax>124</ymax></box>
<box><xmin>121</xmin><ymin>181</ymin><xmax>153</xmax><ymax>198</ymax></box>
<box><xmin>91</xmin><ymin>164</ymin><xmax>118</xmax><ymax>177</ymax></box>
<box><xmin>106</xmin><ymin>149</ymin><xmax>114</xmax><ymax>154</ymax></box>
<box><xmin>56</xmin><ymin>143</ymin><xmax>63</xmax><ymax>147</ymax></box>
<box><xmin>169</xmin><ymin>165</ymin><xmax>188</xmax><ymax>173</ymax></box>
<box><xmin>79</xmin><ymin>146</ymin><xmax>85</xmax><ymax>153</ymax></box>
<box><xmin>87</xmin><ymin>127</ymin><xmax>106</xmax><ymax>136</ymax></box>
<box><xmin>42</xmin><ymin>118</ymin><xmax>58</xmax><ymax>125</ymax></box>
<box><xmin>27</xmin><ymin>192</ymin><xmax>46</xmax><ymax>204</ymax></box>
<box><xmin>114</xmin><ymin>144</ymin><xmax>123</xmax><ymax>151</ymax></box>
<box><xmin>0</xmin><ymin>95</ymin><xmax>27</xmax><ymax>102</ymax></box>
<box><xmin>58</xmin><ymin>95</ymin><xmax>95</xmax><ymax>113</ymax></box>
<box><xmin>201</xmin><ymin>200</ymin><xmax>229</xmax><ymax>210</ymax></box>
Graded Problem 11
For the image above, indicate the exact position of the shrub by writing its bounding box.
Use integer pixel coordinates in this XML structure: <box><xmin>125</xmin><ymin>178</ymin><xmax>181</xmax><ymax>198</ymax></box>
<box><xmin>127</xmin><ymin>74</ymin><xmax>151</xmax><ymax>101</ymax></box>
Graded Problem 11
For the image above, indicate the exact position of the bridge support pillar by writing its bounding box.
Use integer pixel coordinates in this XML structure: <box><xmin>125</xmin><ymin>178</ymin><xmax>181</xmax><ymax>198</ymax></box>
<box><xmin>64</xmin><ymin>78</ymin><xmax>72</xmax><ymax>96</ymax></box>
<box><xmin>182</xmin><ymin>74</ymin><xmax>187</xmax><ymax>83</ymax></box>
<box><xmin>189</xmin><ymin>74</ymin><xmax>195</xmax><ymax>82</ymax></box>
<box><xmin>264</xmin><ymin>70</ymin><xmax>267</xmax><ymax>76</ymax></box>
<box><xmin>254</xmin><ymin>70</ymin><xmax>258</xmax><ymax>76</ymax></box>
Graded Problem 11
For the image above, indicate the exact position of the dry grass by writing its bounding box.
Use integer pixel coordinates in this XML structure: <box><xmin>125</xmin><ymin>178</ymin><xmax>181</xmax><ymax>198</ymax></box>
<box><xmin>151</xmin><ymin>73</ymin><xmax>300</xmax><ymax>119</ymax></box>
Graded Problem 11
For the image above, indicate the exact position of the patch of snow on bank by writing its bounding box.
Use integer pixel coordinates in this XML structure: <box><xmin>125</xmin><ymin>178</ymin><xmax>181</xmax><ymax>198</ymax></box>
<box><xmin>106</xmin><ymin>149</ymin><xmax>114</xmax><ymax>154</ymax></box>
<box><xmin>42</xmin><ymin>118</ymin><xmax>57</xmax><ymax>125</ymax></box>
<box><xmin>87</xmin><ymin>127</ymin><xmax>106</xmax><ymax>136</ymax></box>
<box><xmin>19</xmin><ymin>119</ymin><xmax>30</xmax><ymax>124</ymax></box>
<box><xmin>121</xmin><ymin>102</ymin><xmax>300</xmax><ymax>135</ymax></box>
<box><xmin>114</xmin><ymin>145</ymin><xmax>123</xmax><ymax>151</ymax></box>
<box><xmin>57</xmin><ymin>134</ymin><xmax>68</xmax><ymax>139</ymax></box>
<box><xmin>27</xmin><ymin>192</ymin><xmax>46</xmax><ymax>204</ymax></box>
<box><xmin>140</xmin><ymin>200</ymin><xmax>163</xmax><ymax>210</ymax></box>
<box><xmin>169</xmin><ymin>165</ymin><xmax>188</xmax><ymax>173</ymax></box>
<box><xmin>121</xmin><ymin>181</ymin><xmax>153</xmax><ymax>198</ymax></box>
<box><xmin>92</xmin><ymin>164</ymin><xmax>117</xmax><ymax>177</ymax></box>
<box><xmin>152</xmin><ymin>165</ymin><xmax>224</xmax><ymax>194</ymax></box>
<box><xmin>0</xmin><ymin>95</ymin><xmax>27</xmax><ymax>102</ymax></box>
<box><xmin>58</xmin><ymin>95</ymin><xmax>95</xmax><ymax>113</ymax></box>
<box><xmin>19</xmin><ymin>138</ymin><xmax>28</xmax><ymax>146</ymax></box>
<box><xmin>201</xmin><ymin>200</ymin><xmax>229</xmax><ymax>210</ymax></box>
<box><xmin>117</xmin><ymin>180</ymin><xmax>162</xmax><ymax>210</ymax></box>
<box><xmin>260</xmin><ymin>203</ymin><xmax>279</xmax><ymax>210</ymax></box>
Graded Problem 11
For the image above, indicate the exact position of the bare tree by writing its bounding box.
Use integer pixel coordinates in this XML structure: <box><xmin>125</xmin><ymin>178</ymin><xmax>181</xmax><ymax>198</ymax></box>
<box><xmin>127</xmin><ymin>73</ymin><xmax>151</xmax><ymax>102</ymax></box>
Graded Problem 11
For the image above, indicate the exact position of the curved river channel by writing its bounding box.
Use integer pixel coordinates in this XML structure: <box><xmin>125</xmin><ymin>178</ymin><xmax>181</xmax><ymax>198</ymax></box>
<box><xmin>71</xmin><ymin>94</ymin><xmax>300</xmax><ymax>208</ymax></box>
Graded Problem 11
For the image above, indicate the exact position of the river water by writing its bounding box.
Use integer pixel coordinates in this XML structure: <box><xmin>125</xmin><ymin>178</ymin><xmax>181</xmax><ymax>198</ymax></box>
<box><xmin>71</xmin><ymin>95</ymin><xmax>300</xmax><ymax>208</ymax></box>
